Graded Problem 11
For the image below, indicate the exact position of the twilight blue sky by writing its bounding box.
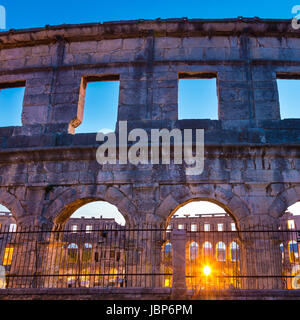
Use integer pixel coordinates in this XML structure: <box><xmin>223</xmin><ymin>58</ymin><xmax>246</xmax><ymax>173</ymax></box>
<box><xmin>0</xmin><ymin>0</ymin><xmax>300</xmax><ymax>218</ymax></box>
<box><xmin>0</xmin><ymin>0</ymin><xmax>299</xmax><ymax>29</ymax></box>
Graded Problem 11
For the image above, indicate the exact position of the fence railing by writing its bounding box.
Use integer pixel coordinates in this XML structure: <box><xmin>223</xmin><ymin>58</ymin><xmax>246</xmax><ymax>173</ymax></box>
<box><xmin>185</xmin><ymin>228</ymin><xmax>300</xmax><ymax>291</ymax></box>
<box><xmin>0</xmin><ymin>224</ymin><xmax>299</xmax><ymax>291</ymax></box>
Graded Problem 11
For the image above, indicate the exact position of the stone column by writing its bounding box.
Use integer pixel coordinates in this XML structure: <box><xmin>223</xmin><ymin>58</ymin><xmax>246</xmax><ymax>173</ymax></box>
<box><xmin>124</xmin><ymin>224</ymin><xmax>139</xmax><ymax>287</ymax></box>
<box><xmin>43</xmin><ymin>223</ymin><xmax>66</xmax><ymax>288</ymax></box>
<box><xmin>171</xmin><ymin>229</ymin><xmax>187</xmax><ymax>297</ymax></box>
<box><xmin>146</xmin><ymin>226</ymin><xmax>164</xmax><ymax>288</ymax></box>
<box><xmin>240</xmin><ymin>216</ymin><xmax>284</xmax><ymax>290</ymax></box>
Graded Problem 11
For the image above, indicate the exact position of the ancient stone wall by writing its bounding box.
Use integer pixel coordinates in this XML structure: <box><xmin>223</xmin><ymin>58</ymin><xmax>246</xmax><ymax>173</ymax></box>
<box><xmin>0</xmin><ymin>18</ymin><xmax>299</xmax><ymax>233</ymax></box>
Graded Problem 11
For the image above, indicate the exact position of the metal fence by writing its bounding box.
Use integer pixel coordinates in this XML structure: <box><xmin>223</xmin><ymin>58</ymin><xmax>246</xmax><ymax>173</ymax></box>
<box><xmin>0</xmin><ymin>224</ymin><xmax>299</xmax><ymax>291</ymax></box>
<box><xmin>184</xmin><ymin>226</ymin><xmax>300</xmax><ymax>291</ymax></box>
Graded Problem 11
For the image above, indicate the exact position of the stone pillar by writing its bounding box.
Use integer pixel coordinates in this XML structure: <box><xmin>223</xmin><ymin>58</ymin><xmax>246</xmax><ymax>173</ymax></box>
<box><xmin>124</xmin><ymin>225</ymin><xmax>140</xmax><ymax>287</ymax></box>
<box><xmin>171</xmin><ymin>229</ymin><xmax>187</xmax><ymax>297</ymax></box>
<box><xmin>240</xmin><ymin>217</ymin><xmax>284</xmax><ymax>290</ymax></box>
<box><xmin>147</xmin><ymin>227</ymin><xmax>164</xmax><ymax>288</ymax></box>
<box><xmin>43</xmin><ymin>223</ymin><xmax>65</xmax><ymax>288</ymax></box>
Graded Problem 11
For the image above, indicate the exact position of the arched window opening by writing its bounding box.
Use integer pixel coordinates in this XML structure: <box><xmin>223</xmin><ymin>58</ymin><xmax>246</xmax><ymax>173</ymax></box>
<box><xmin>282</xmin><ymin>202</ymin><xmax>300</xmax><ymax>230</ymax></box>
<box><xmin>203</xmin><ymin>241</ymin><xmax>213</xmax><ymax>257</ymax></box>
<box><xmin>280</xmin><ymin>243</ymin><xmax>284</xmax><ymax>262</ymax></box>
<box><xmin>216</xmin><ymin>242</ymin><xmax>226</xmax><ymax>262</ymax></box>
<box><xmin>52</xmin><ymin>200</ymin><xmax>128</xmax><ymax>288</ymax></box>
<box><xmin>281</xmin><ymin>202</ymin><xmax>300</xmax><ymax>265</ymax></box>
<box><xmin>0</xmin><ymin>205</ymin><xmax>17</xmax><ymax>272</ymax></box>
<box><xmin>67</xmin><ymin>201</ymin><xmax>126</xmax><ymax>228</ymax></box>
<box><xmin>82</xmin><ymin>243</ymin><xmax>92</xmax><ymax>262</ymax></box>
<box><xmin>166</xmin><ymin>200</ymin><xmax>238</xmax><ymax>237</ymax></box>
<box><xmin>230</xmin><ymin>241</ymin><xmax>240</xmax><ymax>262</ymax></box>
<box><xmin>189</xmin><ymin>241</ymin><xmax>199</xmax><ymax>260</ymax></box>
<box><xmin>289</xmin><ymin>241</ymin><xmax>299</xmax><ymax>263</ymax></box>
<box><xmin>67</xmin><ymin>243</ymin><xmax>78</xmax><ymax>263</ymax></box>
<box><xmin>0</xmin><ymin>204</ymin><xmax>17</xmax><ymax>231</ymax></box>
<box><xmin>163</xmin><ymin>242</ymin><xmax>172</xmax><ymax>287</ymax></box>
<box><xmin>164</xmin><ymin>242</ymin><xmax>172</xmax><ymax>259</ymax></box>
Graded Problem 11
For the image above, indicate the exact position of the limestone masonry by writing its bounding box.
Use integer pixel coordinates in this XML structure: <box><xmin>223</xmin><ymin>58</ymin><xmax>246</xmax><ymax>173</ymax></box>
<box><xmin>0</xmin><ymin>18</ymin><xmax>300</xmax><ymax>298</ymax></box>
<box><xmin>0</xmin><ymin>18</ymin><xmax>299</xmax><ymax>229</ymax></box>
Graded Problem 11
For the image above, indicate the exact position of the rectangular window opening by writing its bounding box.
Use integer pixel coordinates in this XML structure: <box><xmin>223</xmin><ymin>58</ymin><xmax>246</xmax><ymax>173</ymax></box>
<box><xmin>191</xmin><ymin>223</ymin><xmax>197</xmax><ymax>232</ymax></box>
<box><xmin>277</xmin><ymin>76</ymin><xmax>300</xmax><ymax>119</ymax></box>
<box><xmin>9</xmin><ymin>224</ymin><xmax>16</xmax><ymax>233</ymax></box>
<box><xmin>86</xmin><ymin>225</ymin><xmax>92</xmax><ymax>233</ymax></box>
<box><xmin>0</xmin><ymin>82</ymin><xmax>25</xmax><ymax>127</ymax></box>
<box><xmin>204</xmin><ymin>223</ymin><xmax>210</xmax><ymax>232</ymax></box>
<box><xmin>76</xmin><ymin>76</ymin><xmax>120</xmax><ymax>134</ymax></box>
<box><xmin>178</xmin><ymin>73</ymin><xmax>218</xmax><ymax>120</ymax></box>
<box><xmin>287</xmin><ymin>219</ymin><xmax>295</xmax><ymax>230</ymax></box>
<box><xmin>217</xmin><ymin>223</ymin><xmax>224</xmax><ymax>232</ymax></box>
<box><xmin>2</xmin><ymin>246</ymin><xmax>13</xmax><ymax>266</ymax></box>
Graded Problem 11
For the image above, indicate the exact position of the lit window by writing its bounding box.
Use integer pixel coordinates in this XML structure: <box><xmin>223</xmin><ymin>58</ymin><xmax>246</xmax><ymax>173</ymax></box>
<box><xmin>191</xmin><ymin>224</ymin><xmax>197</xmax><ymax>232</ymax></box>
<box><xmin>289</xmin><ymin>241</ymin><xmax>299</xmax><ymax>263</ymax></box>
<box><xmin>288</xmin><ymin>220</ymin><xmax>295</xmax><ymax>230</ymax></box>
<box><xmin>204</xmin><ymin>224</ymin><xmax>210</xmax><ymax>232</ymax></box>
<box><xmin>164</xmin><ymin>243</ymin><xmax>172</xmax><ymax>259</ymax></box>
<box><xmin>2</xmin><ymin>246</ymin><xmax>14</xmax><ymax>265</ymax></box>
<box><xmin>86</xmin><ymin>225</ymin><xmax>92</xmax><ymax>233</ymax></box>
<box><xmin>164</xmin><ymin>278</ymin><xmax>171</xmax><ymax>287</ymax></box>
<box><xmin>178</xmin><ymin>224</ymin><xmax>184</xmax><ymax>230</ymax></box>
<box><xmin>203</xmin><ymin>242</ymin><xmax>212</xmax><ymax>256</ymax></box>
<box><xmin>72</xmin><ymin>225</ymin><xmax>78</xmax><ymax>233</ymax></box>
<box><xmin>9</xmin><ymin>224</ymin><xmax>16</xmax><ymax>232</ymax></box>
<box><xmin>280</xmin><ymin>243</ymin><xmax>284</xmax><ymax>262</ymax></box>
<box><xmin>190</xmin><ymin>242</ymin><xmax>199</xmax><ymax>260</ymax></box>
<box><xmin>216</xmin><ymin>242</ymin><xmax>226</xmax><ymax>261</ymax></box>
<box><xmin>230</xmin><ymin>242</ymin><xmax>240</xmax><ymax>261</ymax></box>
<box><xmin>166</xmin><ymin>225</ymin><xmax>172</xmax><ymax>233</ymax></box>
<box><xmin>67</xmin><ymin>243</ymin><xmax>78</xmax><ymax>263</ymax></box>
<box><xmin>217</xmin><ymin>223</ymin><xmax>223</xmax><ymax>232</ymax></box>
<box><xmin>82</xmin><ymin>243</ymin><xmax>92</xmax><ymax>262</ymax></box>
<box><xmin>109</xmin><ymin>268</ymin><xmax>118</xmax><ymax>282</ymax></box>
<box><xmin>231</xmin><ymin>223</ymin><xmax>237</xmax><ymax>231</ymax></box>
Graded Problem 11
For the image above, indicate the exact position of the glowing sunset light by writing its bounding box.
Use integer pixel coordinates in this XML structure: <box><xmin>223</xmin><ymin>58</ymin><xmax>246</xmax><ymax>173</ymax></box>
<box><xmin>203</xmin><ymin>265</ymin><xmax>212</xmax><ymax>276</ymax></box>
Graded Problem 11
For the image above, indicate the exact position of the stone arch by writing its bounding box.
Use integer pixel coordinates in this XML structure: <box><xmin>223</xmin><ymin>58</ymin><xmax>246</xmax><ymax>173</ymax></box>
<box><xmin>268</xmin><ymin>185</ymin><xmax>300</xmax><ymax>218</ymax></box>
<box><xmin>44</xmin><ymin>185</ymin><xmax>138</xmax><ymax>228</ymax></box>
<box><xmin>0</xmin><ymin>188</ymin><xmax>25</xmax><ymax>223</ymax></box>
<box><xmin>155</xmin><ymin>184</ymin><xmax>250</xmax><ymax>229</ymax></box>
